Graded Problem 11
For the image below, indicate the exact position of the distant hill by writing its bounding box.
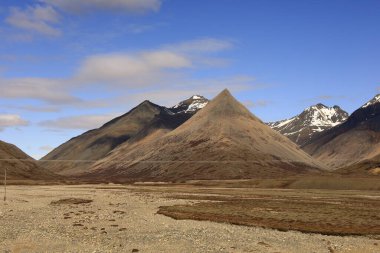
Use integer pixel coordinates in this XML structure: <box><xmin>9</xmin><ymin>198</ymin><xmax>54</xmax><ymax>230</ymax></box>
<box><xmin>85</xmin><ymin>89</ymin><xmax>326</xmax><ymax>182</ymax></box>
<box><xmin>0</xmin><ymin>140</ymin><xmax>56</xmax><ymax>180</ymax></box>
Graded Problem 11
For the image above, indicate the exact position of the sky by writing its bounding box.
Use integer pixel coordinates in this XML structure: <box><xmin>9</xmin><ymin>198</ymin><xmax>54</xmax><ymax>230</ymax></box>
<box><xmin>0</xmin><ymin>0</ymin><xmax>379</xmax><ymax>159</ymax></box>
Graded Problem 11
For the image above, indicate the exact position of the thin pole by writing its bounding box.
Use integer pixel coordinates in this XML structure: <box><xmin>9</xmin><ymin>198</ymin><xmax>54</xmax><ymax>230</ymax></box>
<box><xmin>3</xmin><ymin>168</ymin><xmax>6</xmax><ymax>202</ymax></box>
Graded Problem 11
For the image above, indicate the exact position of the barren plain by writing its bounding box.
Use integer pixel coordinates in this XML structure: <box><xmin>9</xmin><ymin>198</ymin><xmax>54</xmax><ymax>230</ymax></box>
<box><xmin>0</xmin><ymin>184</ymin><xmax>379</xmax><ymax>253</ymax></box>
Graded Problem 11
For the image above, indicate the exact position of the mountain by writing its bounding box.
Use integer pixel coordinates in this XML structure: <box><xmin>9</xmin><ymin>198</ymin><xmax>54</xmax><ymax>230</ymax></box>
<box><xmin>268</xmin><ymin>104</ymin><xmax>348</xmax><ymax>146</ymax></box>
<box><xmin>170</xmin><ymin>95</ymin><xmax>209</xmax><ymax>114</ymax></box>
<box><xmin>302</xmin><ymin>94</ymin><xmax>380</xmax><ymax>173</ymax></box>
<box><xmin>85</xmin><ymin>89</ymin><xmax>326</xmax><ymax>182</ymax></box>
<box><xmin>41</xmin><ymin>96</ymin><xmax>208</xmax><ymax>176</ymax></box>
<box><xmin>0</xmin><ymin>140</ymin><xmax>56</xmax><ymax>180</ymax></box>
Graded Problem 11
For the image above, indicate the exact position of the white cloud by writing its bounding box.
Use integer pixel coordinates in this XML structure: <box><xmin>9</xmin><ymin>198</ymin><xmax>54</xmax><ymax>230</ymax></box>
<box><xmin>76</xmin><ymin>39</ymin><xmax>235</xmax><ymax>87</ymax></box>
<box><xmin>1</xmin><ymin>38</ymin><xmax>255</xmax><ymax>114</ymax></box>
<box><xmin>124</xmin><ymin>76</ymin><xmax>257</xmax><ymax>107</ymax></box>
<box><xmin>168</xmin><ymin>38</ymin><xmax>234</xmax><ymax>53</ymax></box>
<box><xmin>125</xmin><ymin>23</ymin><xmax>163</xmax><ymax>34</ymax></box>
<box><xmin>0</xmin><ymin>114</ymin><xmax>29</xmax><ymax>131</ymax></box>
<box><xmin>5</xmin><ymin>105</ymin><xmax>60</xmax><ymax>113</ymax></box>
<box><xmin>0</xmin><ymin>76</ymin><xmax>116</xmax><ymax>110</ymax></box>
<box><xmin>243</xmin><ymin>100</ymin><xmax>270</xmax><ymax>108</ymax></box>
<box><xmin>6</xmin><ymin>5</ymin><xmax>61</xmax><ymax>36</ymax></box>
<box><xmin>6</xmin><ymin>0</ymin><xmax>161</xmax><ymax>38</ymax></box>
<box><xmin>302</xmin><ymin>95</ymin><xmax>349</xmax><ymax>103</ymax></box>
<box><xmin>0</xmin><ymin>77</ymin><xmax>78</xmax><ymax>104</ymax></box>
<box><xmin>77</xmin><ymin>51</ymin><xmax>192</xmax><ymax>86</ymax></box>
<box><xmin>39</xmin><ymin>145</ymin><xmax>54</xmax><ymax>151</ymax></box>
<box><xmin>164</xmin><ymin>38</ymin><xmax>235</xmax><ymax>68</ymax></box>
<box><xmin>43</xmin><ymin>0</ymin><xmax>161</xmax><ymax>14</ymax></box>
<box><xmin>7</xmin><ymin>33</ymin><xmax>35</xmax><ymax>42</ymax></box>
<box><xmin>39</xmin><ymin>114</ymin><xmax>119</xmax><ymax>130</ymax></box>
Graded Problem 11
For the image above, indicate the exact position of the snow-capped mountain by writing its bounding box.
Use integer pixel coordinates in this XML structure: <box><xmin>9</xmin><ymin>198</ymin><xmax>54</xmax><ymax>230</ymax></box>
<box><xmin>268</xmin><ymin>103</ymin><xmax>348</xmax><ymax>146</ymax></box>
<box><xmin>170</xmin><ymin>95</ymin><xmax>209</xmax><ymax>114</ymax></box>
<box><xmin>303</xmin><ymin>93</ymin><xmax>380</xmax><ymax>171</ymax></box>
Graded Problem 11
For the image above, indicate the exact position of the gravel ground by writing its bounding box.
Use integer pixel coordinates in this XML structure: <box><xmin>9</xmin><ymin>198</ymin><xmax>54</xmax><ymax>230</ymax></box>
<box><xmin>0</xmin><ymin>185</ymin><xmax>379</xmax><ymax>253</ymax></box>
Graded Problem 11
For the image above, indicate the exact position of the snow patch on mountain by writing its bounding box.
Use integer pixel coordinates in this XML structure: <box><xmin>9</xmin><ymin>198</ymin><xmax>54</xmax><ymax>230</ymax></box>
<box><xmin>171</xmin><ymin>95</ymin><xmax>209</xmax><ymax>114</ymax></box>
<box><xmin>186</xmin><ymin>100</ymin><xmax>208</xmax><ymax>112</ymax></box>
<box><xmin>192</xmin><ymin>95</ymin><xmax>202</xmax><ymax>100</ymax></box>
<box><xmin>362</xmin><ymin>94</ymin><xmax>380</xmax><ymax>108</ymax></box>
<box><xmin>305</xmin><ymin>105</ymin><xmax>347</xmax><ymax>128</ymax></box>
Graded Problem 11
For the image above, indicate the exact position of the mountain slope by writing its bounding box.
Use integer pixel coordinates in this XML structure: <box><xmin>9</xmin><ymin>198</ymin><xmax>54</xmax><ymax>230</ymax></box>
<box><xmin>87</xmin><ymin>89</ymin><xmax>326</xmax><ymax>182</ymax></box>
<box><xmin>335</xmin><ymin>155</ymin><xmax>380</xmax><ymax>176</ymax></box>
<box><xmin>268</xmin><ymin>104</ymin><xmax>348</xmax><ymax>146</ymax></box>
<box><xmin>0</xmin><ymin>140</ymin><xmax>56</xmax><ymax>180</ymax></box>
<box><xmin>41</xmin><ymin>96</ymin><xmax>207</xmax><ymax>176</ymax></box>
<box><xmin>303</xmin><ymin>94</ymin><xmax>380</xmax><ymax>172</ymax></box>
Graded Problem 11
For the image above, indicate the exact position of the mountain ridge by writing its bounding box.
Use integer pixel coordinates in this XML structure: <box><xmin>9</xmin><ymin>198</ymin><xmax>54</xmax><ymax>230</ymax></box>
<box><xmin>41</xmin><ymin>95</ymin><xmax>209</xmax><ymax>175</ymax></box>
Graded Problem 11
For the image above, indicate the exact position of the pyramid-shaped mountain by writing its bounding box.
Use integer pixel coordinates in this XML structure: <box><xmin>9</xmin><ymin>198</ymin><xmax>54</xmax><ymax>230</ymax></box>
<box><xmin>0</xmin><ymin>140</ymin><xmax>56</xmax><ymax>180</ymax></box>
<box><xmin>86</xmin><ymin>89</ymin><xmax>326</xmax><ymax>182</ymax></box>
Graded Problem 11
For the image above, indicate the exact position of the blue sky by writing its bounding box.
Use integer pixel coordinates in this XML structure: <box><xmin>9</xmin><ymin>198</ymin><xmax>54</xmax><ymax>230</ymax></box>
<box><xmin>0</xmin><ymin>0</ymin><xmax>379</xmax><ymax>159</ymax></box>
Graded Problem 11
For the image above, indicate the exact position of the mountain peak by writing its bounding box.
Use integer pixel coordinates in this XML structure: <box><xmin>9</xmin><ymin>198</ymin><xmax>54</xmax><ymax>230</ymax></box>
<box><xmin>195</xmin><ymin>89</ymin><xmax>259</xmax><ymax>121</ymax></box>
<box><xmin>211</xmin><ymin>88</ymin><xmax>236</xmax><ymax>104</ymax></box>
<box><xmin>139</xmin><ymin>100</ymin><xmax>156</xmax><ymax>106</ymax></box>
<box><xmin>171</xmin><ymin>94</ymin><xmax>209</xmax><ymax>114</ymax></box>
<box><xmin>190</xmin><ymin>95</ymin><xmax>205</xmax><ymax>100</ymax></box>
<box><xmin>218</xmin><ymin>88</ymin><xmax>232</xmax><ymax>97</ymax></box>
<box><xmin>97</xmin><ymin>99</ymin><xmax>162</xmax><ymax>130</ymax></box>
<box><xmin>313</xmin><ymin>103</ymin><xmax>328</xmax><ymax>109</ymax></box>
<box><xmin>211</xmin><ymin>88</ymin><xmax>236</xmax><ymax>102</ymax></box>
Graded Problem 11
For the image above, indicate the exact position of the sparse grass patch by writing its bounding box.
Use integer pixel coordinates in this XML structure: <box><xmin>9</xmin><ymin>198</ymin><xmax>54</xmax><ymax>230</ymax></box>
<box><xmin>50</xmin><ymin>198</ymin><xmax>93</xmax><ymax>205</ymax></box>
<box><xmin>157</xmin><ymin>187</ymin><xmax>380</xmax><ymax>236</ymax></box>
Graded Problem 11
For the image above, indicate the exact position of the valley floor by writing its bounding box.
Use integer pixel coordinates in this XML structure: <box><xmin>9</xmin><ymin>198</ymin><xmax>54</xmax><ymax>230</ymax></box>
<box><xmin>0</xmin><ymin>185</ymin><xmax>379</xmax><ymax>253</ymax></box>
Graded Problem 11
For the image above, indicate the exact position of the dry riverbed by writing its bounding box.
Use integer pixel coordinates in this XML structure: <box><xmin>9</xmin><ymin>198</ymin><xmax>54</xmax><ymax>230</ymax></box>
<box><xmin>0</xmin><ymin>185</ymin><xmax>379</xmax><ymax>253</ymax></box>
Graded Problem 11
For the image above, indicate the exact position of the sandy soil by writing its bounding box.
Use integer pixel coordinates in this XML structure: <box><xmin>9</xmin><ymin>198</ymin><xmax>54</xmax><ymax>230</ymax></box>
<box><xmin>0</xmin><ymin>185</ymin><xmax>379</xmax><ymax>253</ymax></box>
